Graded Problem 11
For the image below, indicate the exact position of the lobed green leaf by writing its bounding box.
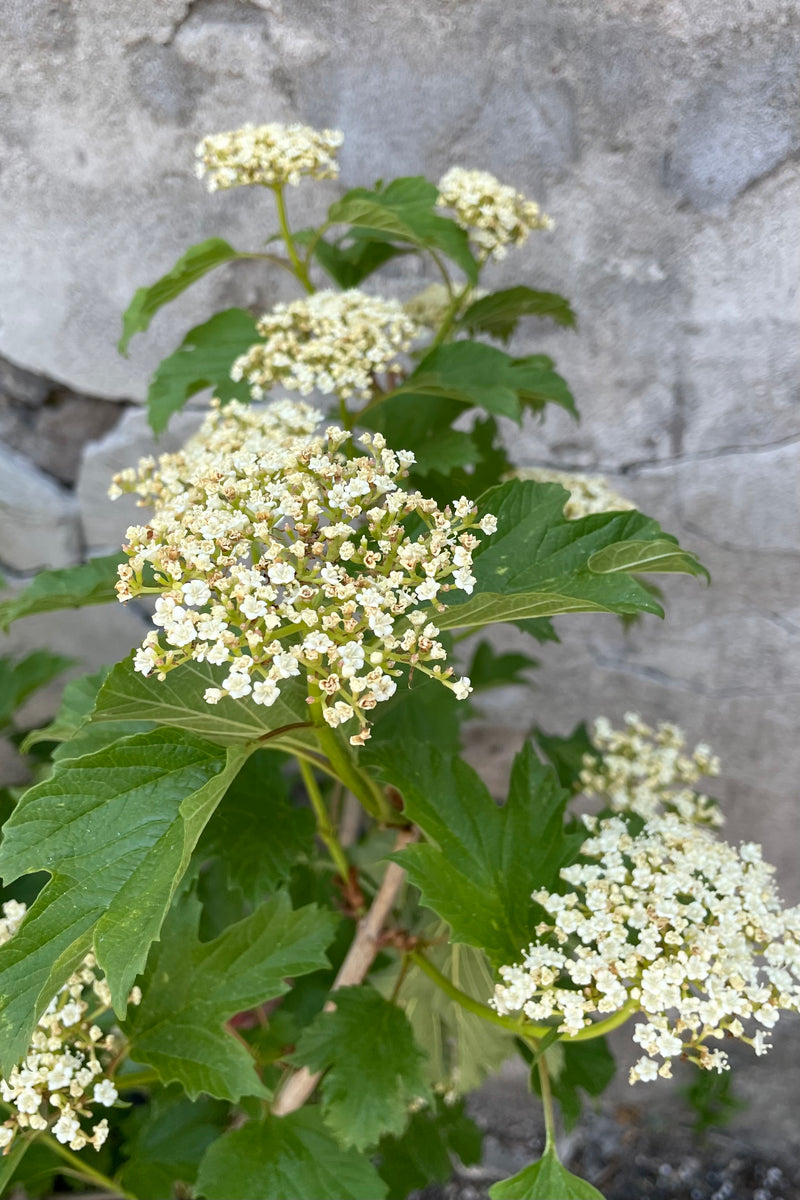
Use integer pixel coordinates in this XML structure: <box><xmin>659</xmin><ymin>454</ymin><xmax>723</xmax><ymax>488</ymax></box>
<box><xmin>437</xmin><ymin>480</ymin><xmax>705</xmax><ymax>633</ymax></box>
<box><xmin>196</xmin><ymin>1109</ymin><xmax>388</xmax><ymax>1199</ymax></box>
<box><xmin>328</xmin><ymin>176</ymin><xmax>478</xmax><ymax>282</ymax></box>
<box><xmin>371</xmin><ymin>741</ymin><xmax>576</xmax><ymax>967</ymax></box>
<box><xmin>93</xmin><ymin>655</ymin><xmax>316</xmax><ymax>753</ymax></box>
<box><xmin>385</xmin><ymin>341</ymin><xmax>577</xmax><ymax>423</ymax></box>
<box><xmin>377</xmin><ymin>1097</ymin><xmax>482</xmax><ymax>1199</ymax></box>
<box><xmin>292</xmin><ymin>986</ymin><xmax>431</xmax><ymax>1150</ymax></box>
<box><xmin>458</xmin><ymin>285</ymin><xmax>576</xmax><ymax>341</ymax></box>
<box><xmin>119</xmin><ymin>238</ymin><xmax>244</xmax><ymax>354</ymax></box>
<box><xmin>0</xmin><ymin>555</ymin><xmax>121</xmax><ymax>631</ymax></box>
<box><xmin>0</xmin><ymin>728</ymin><xmax>247</xmax><ymax>1071</ymax></box>
<box><xmin>127</xmin><ymin>890</ymin><xmax>337</xmax><ymax>1101</ymax></box>
<box><xmin>468</xmin><ymin>641</ymin><xmax>539</xmax><ymax>691</ymax></box>
<box><xmin>120</xmin><ymin>1088</ymin><xmax>228</xmax><ymax>1200</ymax></box>
<box><xmin>312</xmin><ymin>235</ymin><xmax>409</xmax><ymax>288</ymax></box>
<box><xmin>146</xmin><ymin>308</ymin><xmax>259</xmax><ymax>433</ymax></box>
<box><xmin>489</xmin><ymin>1148</ymin><xmax>605</xmax><ymax>1199</ymax></box>
<box><xmin>21</xmin><ymin>665</ymin><xmax>112</xmax><ymax>752</ymax></box>
<box><xmin>198</xmin><ymin>749</ymin><xmax>315</xmax><ymax>901</ymax></box>
<box><xmin>0</xmin><ymin>651</ymin><xmax>74</xmax><ymax>730</ymax></box>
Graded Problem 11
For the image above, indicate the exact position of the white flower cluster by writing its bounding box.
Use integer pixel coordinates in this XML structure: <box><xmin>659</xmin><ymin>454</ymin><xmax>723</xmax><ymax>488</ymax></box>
<box><xmin>113</xmin><ymin>402</ymin><xmax>496</xmax><ymax>745</ymax></box>
<box><xmin>580</xmin><ymin>712</ymin><xmax>723</xmax><ymax>827</ymax></box>
<box><xmin>232</xmin><ymin>290</ymin><xmax>418</xmax><ymax>404</ymax></box>
<box><xmin>0</xmin><ymin>902</ymin><xmax>142</xmax><ymax>1155</ymax></box>
<box><xmin>194</xmin><ymin>122</ymin><xmax>344</xmax><ymax>191</ymax></box>
<box><xmin>492</xmin><ymin>750</ymin><xmax>800</xmax><ymax>1084</ymax></box>
<box><xmin>437</xmin><ymin>167</ymin><xmax>554</xmax><ymax>261</ymax></box>
<box><xmin>512</xmin><ymin>467</ymin><xmax>635</xmax><ymax>520</ymax></box>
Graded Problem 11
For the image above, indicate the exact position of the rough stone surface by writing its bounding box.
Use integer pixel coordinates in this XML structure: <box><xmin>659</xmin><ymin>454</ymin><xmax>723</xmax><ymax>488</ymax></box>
<box><xmin>0</xmin><ymin>445</ymin><xmax>81</xmax><ymax>571</ymax></box>
<box><xmin>0</xmin><ymin>353</ymin><xmax>123</xmax><ymax>484</ymax></box>
<box><xmin>77</xmin><ymin>406</ymin><xmax>203</xmax><ymax>552</ymax></box>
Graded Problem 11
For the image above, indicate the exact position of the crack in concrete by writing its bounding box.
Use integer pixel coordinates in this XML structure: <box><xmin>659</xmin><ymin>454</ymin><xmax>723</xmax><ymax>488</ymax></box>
<box><xmin>519</xmin><ymin>434</ymin><xmax>800</xmax><ymax>480</ymax></box>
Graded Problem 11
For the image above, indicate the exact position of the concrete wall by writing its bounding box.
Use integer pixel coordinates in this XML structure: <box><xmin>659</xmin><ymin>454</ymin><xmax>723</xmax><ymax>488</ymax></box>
<box><xmin>1</xmin><ymin>1</ymin><xmax>798</xmax><ymax>896</ymax></box>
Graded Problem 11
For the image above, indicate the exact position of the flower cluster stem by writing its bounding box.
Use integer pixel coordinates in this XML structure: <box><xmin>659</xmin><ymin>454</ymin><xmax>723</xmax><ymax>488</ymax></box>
<box><xmin>40</xmin><ymin>1131</ymin><xmax>138</xmax><ymax>1199</ymax></box>
<box><xmin>536</xmin><ymin>1051</ymin><xmax>557</xmax><ymax>1152</ymax></box>
<box><xmin>408</xmin><ymin>949</ymin><xmax>640</xmax><ymax>1043</ymax></box>
<box><xmin>308</xmin><ymin>686</ymin><xmax>394</xmax><ymax>823</ymax></box>
<box><xmin>273</xmin><ymin>185</ymin><xmax>314</xmax><ymax>294</ymax></box>
<box><xmin>298</xmin><ymin>757</ymin><xmax>351</xmax><ymax>886</ymax></box>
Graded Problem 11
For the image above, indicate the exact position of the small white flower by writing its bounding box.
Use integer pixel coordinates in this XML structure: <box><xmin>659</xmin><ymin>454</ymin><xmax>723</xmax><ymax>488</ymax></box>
<box><xmin>252</xmin><ymin>679</ymin><xmax>280</xmax><ymax>707</ymax></box>
<box><xmin>181</xmin><ymin>579</ymin><xmax>211</xmax><ymax>607</ymax></box>
<box><xmin>92</xmin><ymin>1080</ymin><xmax>118</xmax><ymax>1107</ymax></box>
<box><xmin>59</xmin><ymin>1003</ymin><xmax>83</xmax><ymax>1028</ymax></box>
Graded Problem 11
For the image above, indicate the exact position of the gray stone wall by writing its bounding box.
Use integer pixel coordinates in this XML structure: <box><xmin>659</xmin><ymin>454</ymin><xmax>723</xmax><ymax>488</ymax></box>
<box><xmin>1</xmin><ymin>1</ymin><xmax>798</xmax><ymax>898</ymax></box>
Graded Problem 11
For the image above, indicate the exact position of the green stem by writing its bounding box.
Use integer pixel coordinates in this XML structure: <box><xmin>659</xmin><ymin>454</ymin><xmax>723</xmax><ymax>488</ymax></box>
<box><xmin>273</xmin><ymin>186</ymin><xmax>314</xmax><ymax>293</ymax></box>
<box><xmin>308</xmin><ymin>685</ymin><xmax>394</xmax><ymax>823</ymax></box>
<box><xmin>409</xmin><ymin>951</ymin><xmax>640</xmax><ymax>1043</ymax></box>
<box><xmin>569</xmin><ymin>998</ymin><xmax>639</xmax><ymax>1042</ymax></box>
<box><xmin>409</xmin><ymin>950</ymin><xmax>544</xmax><ymax>1036</ymax></box>
<box><xmin>537</xmin><ymin>1050</ymin><xmax>557</xmax><ymax>1152</ymax></box>
<box><xmin>41</xmin><ymin>1131</ymin><xmax>137</xmax><ymax>1199</ymax></box>
<box><xmin>299</xmin><ymin>757</ymin><xmax>351</xmax><ymax>885</ymax></box>
<box><xmin>428</xmin><ymin>249</ymin><xmax>455</xmax><ymax>300</ymax></box>
<box><xmin>429</xmin><ymin>280</ymin><xmax>473</xmax><ymax>348</ymax></box>
<box><xmin>114</xmin><ymin>1068</ymin><xmax>160</xmax><ymax>1091</ymax></box>
<box><xmin>303</xmin><ymin>220</ymin><xmax>332</xmax><ymax>269</ymax></box>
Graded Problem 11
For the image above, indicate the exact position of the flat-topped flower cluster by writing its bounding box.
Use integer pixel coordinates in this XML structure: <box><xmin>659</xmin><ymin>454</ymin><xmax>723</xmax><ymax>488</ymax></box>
<box><xmin>0</xmin><ymin>902</ymin><xmax>140</xmax><ymax>1155</ymax></box>
<box><xmin>512</xmin><ymin>467</ymin><xmax>635</xmax><ymax>521</ymax></box>
<box><xmin>580</xmin><ymin>712</ymin><xmax>723</xmax><ymax>827</ymax></box>
<box><xmin>492</xmin><ymin>720</ymin><xmax>800</xmax><ymax>1083</ymax></box>
<box><xmin>232</xmin><ymin>289</ymin><xmax>419</xmax><ymax>404</ymax></box>
<box><xmin>113</xmin><ymin>401</ymin><xmax>495</xmax><ymax>744</ymax></box>
<box><xmin>194</xmin><ymin>122</ymin><xmax>344</xmax><ymax>191</ymax></box>
<box><xmin>437</xmin><ymin>166</ymin><xmax>553</xmax><ymax>261</ymax></box>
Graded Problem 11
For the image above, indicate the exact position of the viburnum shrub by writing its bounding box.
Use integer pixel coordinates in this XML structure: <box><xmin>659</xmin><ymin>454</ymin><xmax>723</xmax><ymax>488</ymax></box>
<box><xmin>0</xmin><ymin>121</ymin><xmax>796</xmax><ymax>1200</ymax></box>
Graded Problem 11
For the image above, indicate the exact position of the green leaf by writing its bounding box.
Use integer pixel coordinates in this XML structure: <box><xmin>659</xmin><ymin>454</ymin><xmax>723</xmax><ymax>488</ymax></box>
<box><xmin>0</xmin><ymin>651</ymin><xmax>74</xmax><ymax>730</ymax></box>
<box><xmin>119</xmin><ymin>238</ymin><xmax>244</xmax><ymax>354</ymax></box>
<box><xmin>147</xmin><ymin>308</ymin><xmax>259</xmax><ymax>434</ymax></box>
<box><xmin>437</xmin><ymin>480</ymin><xmax>705</xmax><ymax>633</ymax></box>
<box><xmin>120</xmin><ymin>1087</ymin><xmax>228</xmax><ymax>1200</ymax></box>
<box><xmin>533</xmin><ymin>723</ymin><xmax>595</xmax><ymax>792</ymax></box>
<box><xmin>377</xmin><ymin>1097</ymin><xmax>482</xmax><ymax>1200</ymax></box>
<box><xmin>373</xmin><ymin>741</ymin><xmax>573</xmax><ymax>967</ymax></box>
<box><xmin>328</xmin><ymin>177</ymin><xmax>478</xmax><ymax>283</ymax></box>
<box><xmin>0</xmin><ymin>554</ymin><xmax>120</xmax><ymax>631</ymax></box>
<box><xmin>387</xmin><ymin>342</ymin><xmax>577</xmax><ymax>423</ymax></box>
<box><xmin>199</xmin><ymin>749</ymin><xmax>315</xmax><ymax>902</ymax></box>
<box><xmin>0</xmin><ymin>1134</ymin><xmax>33</xmax><ymax>1195</ymax></box>
<box><xmin>52</xmin><ymin>719</ymin><xmax>155</xmax><ymax>763</ymax></box>
<box><xmin>21</xmin><ymin>665</ymin><xmax>111</xmax><ymax>752</ymax></box>
<box><xmin>458</xmin><ymin>286</ymin><xmax>577</xmax><ymax>341</ymax></box>
<box><xmin>127</xmin><ymin>890</ymin><xmax>336</xmax><ymax>1101</ymax></box>
<box><xmin>489</xmin><ymin>1147</ymin><xmax>605</xmax><ymax>1199</ymax></box>
<box><xmin>588</xmin><ymin>537</ymin><xmax>709</xmax><ymax>580</ymax></box>
<box><xmin>312</xmin><ymin>236</ymin><xmax>408</xmax><ymax>288</ymax></box>
<box><xmin>293</xmin><ymin>986</ymin><xmax>431</xmax><ymax>1150</ymax></box>
<box><xmin>197</xmin><ymin>1109</ymin><xmax>388</xmax><ymax>1200</ymax></box>
<box><xmin>93</xmin><ymin>655</ymin><xmax>315</xmax><ymax>752</ymax></box>
<box><xmin>380</xmin><ymin>923</ymin><xmax>515</xmax><ymax>1096</ymax></box>
<box><xmin>533</xmin><ymin>1039</ymin><xmax>616</xmax><ymax>1130</ymax></box>
<box><xmin>468</xmin><ymin>641</ymin><xmax>539</xmax><ymax>691</ymax></box>
<box><xmin>369</xmin><ymin>672</ymin><xmax>462</xmax><ymax>761</ymax></box>
<box><xmin>0</xmin><ymin>728</ymin><xmax>247</xmax><ymax>1071</ymax></box>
